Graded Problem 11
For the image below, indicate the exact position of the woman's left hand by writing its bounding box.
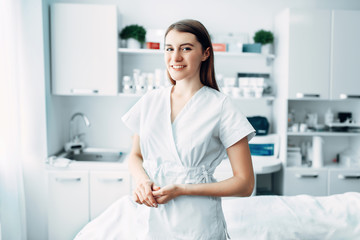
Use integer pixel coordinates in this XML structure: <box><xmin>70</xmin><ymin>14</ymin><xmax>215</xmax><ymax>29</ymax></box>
<box><xmin>152</xmin><ymin>184</ymin><xmax>183</xmax><ymax>204</ymax></box>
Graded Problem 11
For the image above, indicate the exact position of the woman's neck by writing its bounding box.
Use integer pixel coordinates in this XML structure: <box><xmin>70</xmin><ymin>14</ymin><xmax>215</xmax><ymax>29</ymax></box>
<box><xmin>172</xmin><ymin>79</ymin><xmax>204</xmax><ymax>98</ymax></box>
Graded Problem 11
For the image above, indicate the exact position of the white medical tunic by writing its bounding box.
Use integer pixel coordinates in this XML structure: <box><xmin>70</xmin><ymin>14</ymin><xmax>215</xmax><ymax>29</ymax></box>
<box><xmin>75</xmin><ymin>85</ymin><xmax>255</xmax><ymax>240</ymax></box>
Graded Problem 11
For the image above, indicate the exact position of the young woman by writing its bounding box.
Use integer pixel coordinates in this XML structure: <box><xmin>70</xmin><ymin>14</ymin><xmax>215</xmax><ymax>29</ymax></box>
<box><xmin>75</xmin><ymin>19</ymin><xmax>255</xmax><ymax>240</ymax></box>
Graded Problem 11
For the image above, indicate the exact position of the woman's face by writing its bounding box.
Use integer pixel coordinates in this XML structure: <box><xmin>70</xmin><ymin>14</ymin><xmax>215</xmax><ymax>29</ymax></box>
<box><xmin>164</xmin><ymin>30</ymin><xmax>209</xmax><ymax>83</ymax></box>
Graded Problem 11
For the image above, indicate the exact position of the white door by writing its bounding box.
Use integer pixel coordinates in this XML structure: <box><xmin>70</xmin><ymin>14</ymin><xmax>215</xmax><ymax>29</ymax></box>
<box><xmin>48</xmin><ymin>170</ymin><xmax>89</xmax><ymax>240</ymax></box>
<box><xmin>328</xmin><ymin>169</ymin><xmax>360</xmax><ymax>195</ymax></box>
<box><xmin>90</xmin><ymin>171</ymin><xmax>131</xmax><ymax>220</ymax></box>
<box><xmin>288</xmin><ymin>9</ymin><xmax>331</xmax><ymax>99</ymax></box>
<box><xmin>284</xmin><ymin>168</ymin><xmax>328</xmax><ymax>196</ymax></box>
<box><xmin>50</xmin><ymin>3</ymin><xmax>118</xmax><ymax>95</ymax></box>
<box><xmin>331</xmin><ymin>10</ymin><xmax>360</xmax><ymax>100</ymax></box>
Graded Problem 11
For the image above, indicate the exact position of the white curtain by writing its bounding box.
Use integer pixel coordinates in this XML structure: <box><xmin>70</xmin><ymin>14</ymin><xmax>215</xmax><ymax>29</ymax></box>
<box><xmin>0</xmin><ymin>0</ymin><xmax>28</xmax><ymax>239</ymax></box>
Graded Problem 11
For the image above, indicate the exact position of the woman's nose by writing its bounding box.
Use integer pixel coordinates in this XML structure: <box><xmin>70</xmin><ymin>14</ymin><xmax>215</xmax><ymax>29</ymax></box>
<box><xmin>173</xmin><ymin>50</ymin><xmax>183</xmax><ymax>62</ymax></box>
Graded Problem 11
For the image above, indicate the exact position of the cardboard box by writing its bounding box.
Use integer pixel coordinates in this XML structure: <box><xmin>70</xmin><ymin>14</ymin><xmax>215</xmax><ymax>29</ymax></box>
<box><xmin>212</xmin><ymin>43</ymin><xmax>227</xmax><ymax>52</ymax></box>
<box><xmin>146</xmin><ymin>42</ymin><xmax>160</xmax><ymax>49</ymax></box>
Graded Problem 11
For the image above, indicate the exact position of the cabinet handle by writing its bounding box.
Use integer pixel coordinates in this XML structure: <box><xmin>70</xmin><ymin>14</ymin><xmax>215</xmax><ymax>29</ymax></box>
<box><xmin>339</xmin><ymin>94</ymin><xmax>360</xmax><ymax>99</ymax></box>
<box><xmin>98</xmin><ymin>178</ymin><xmax>123</xmax><ymax>183</ymax></box>
<box><xmin>55</xmin><ymin>177</ymin><xmax>81</xmax><ymax>182</ymax></box>
<box><xmin>71</xmin><ymin>89</ymin><xmax>99</xmax><ymax>94</ymax></box>
<box><xmin>295</xmin><ymin>173</ymin><xmax>319</xmax><ymax>178</ymax></box>
<box><xmin>338</xmin><ymin>174</ymin><xmax>360</xmax><ymax>180</ymax></box>
<box><xmin>296</xmin><ymin>93</ymin><xmax>320</xmax><ymax>98</ymax></box>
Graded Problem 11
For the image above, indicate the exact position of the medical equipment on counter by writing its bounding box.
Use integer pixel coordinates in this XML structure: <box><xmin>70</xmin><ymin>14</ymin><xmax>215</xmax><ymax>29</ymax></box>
<box><xmin>249</xmin><ymin>134</ymin><xmax>279</xmax><ymax>159</ymax></box>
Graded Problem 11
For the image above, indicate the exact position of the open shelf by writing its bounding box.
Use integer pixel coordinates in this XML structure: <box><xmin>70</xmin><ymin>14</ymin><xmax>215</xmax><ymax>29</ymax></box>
<box><xmin>117</xmin><ymin>92</ymin><xmax>275</xmax><ymax>101</ymax></box>
<box><xmin>118</xmin><ymin>48</ymin><xmax>275</xmax><ymax>59</ymax></box>
<box><xmin>118</xmin><ymin>48</ymin><xmax>164</xmax><ymax>55</ymax></box>
<box><xmin>287</xmin><ymin>131</ymin><xmax>360</xmax><ymax>137</ymax></box>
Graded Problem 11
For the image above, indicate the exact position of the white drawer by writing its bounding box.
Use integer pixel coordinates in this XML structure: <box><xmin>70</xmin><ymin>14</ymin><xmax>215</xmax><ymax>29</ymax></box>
<box><xmin>284</xmin><ymin>168</ymin><xmax>328</xmax><ymax>196</ymax></box>
<box><xmin>328</xmin><ymin>169</ymin><xmax>360</xmax><ymax>195</ymax></box>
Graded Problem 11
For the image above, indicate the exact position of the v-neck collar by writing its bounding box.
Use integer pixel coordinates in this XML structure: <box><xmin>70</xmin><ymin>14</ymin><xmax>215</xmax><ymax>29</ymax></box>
<box><xmin>167</xmin><ymin>85</ymin><xmax>206</xmax><ymax>164</ymax></box>
<box><xmin>169</xmin><ymin>85</ymin><xmax>205</xmax><ymax>125</ymax></box>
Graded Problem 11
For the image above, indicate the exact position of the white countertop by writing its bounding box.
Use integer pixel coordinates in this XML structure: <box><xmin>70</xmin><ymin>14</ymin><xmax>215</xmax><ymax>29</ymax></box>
<box><xmin>217</xmin><ymin>157</ymin><xmax>282</xmax><ymax>175</ymax></box>
<box><xmin>46</xmin><ymin>154</ymin><xmax>129</xmax><ymax>171</ymax></box>
<box><xmin>47</xmin><ymin>153</ymin><xmax>282</xmax><ymax>174</ymax></box>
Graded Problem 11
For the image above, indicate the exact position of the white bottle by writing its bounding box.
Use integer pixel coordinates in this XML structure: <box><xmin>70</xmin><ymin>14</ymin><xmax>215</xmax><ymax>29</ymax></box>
<box><xmin>325</xmin><ymin>108</ymin><xmax>334</xmax><ymax>126</ymax></box>
<box><xmin>122</xmin><ymin>75</ymin><xmax>134</xmax><ymax>94</ymax></box>
<box><xmin>312</xmin><ymin>136</ymin><xmax>324</xmax><ymax>168</ymax></box>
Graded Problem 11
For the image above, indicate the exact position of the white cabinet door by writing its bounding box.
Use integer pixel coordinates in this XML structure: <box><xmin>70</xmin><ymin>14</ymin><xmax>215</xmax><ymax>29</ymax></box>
<box><xmin>331</xmin><ymin>10</ymin><xmax>360</xmax><ymax>100</ymax></box>
<box><xmin>50</xmin><ymin>3</ymin><xmax>118</xmax><ymax>95</ymax></box>
<box><xmin>90</xmin><ymin>171</ymin><xmax>131</xmax><ymax>220</ymax></box>
<box><xmin>288</xmin><ymin>9</ymin><xmax>331</xmax><ymax>99</ymax></box>
<box><xmin>48</xmin><ymin>170</ymin><xmax>89</xmax><ymax>240</ymax></box>
<box><xmin>284</xmin><ymin>168</ymin><xmax>328</xmax><ymax>196</ymax></box>
<box><xmin>328</xmin><ymin>169</ymin><xmax>360</xmax><ymax>195</ymax></box>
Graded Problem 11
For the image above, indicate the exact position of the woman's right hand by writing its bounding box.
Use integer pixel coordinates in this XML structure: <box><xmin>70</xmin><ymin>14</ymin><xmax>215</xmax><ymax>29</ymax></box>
<box><xmin>133</xmin><ymin>180</ymin><xmax>160</xmax><ymax>208</ymax></box>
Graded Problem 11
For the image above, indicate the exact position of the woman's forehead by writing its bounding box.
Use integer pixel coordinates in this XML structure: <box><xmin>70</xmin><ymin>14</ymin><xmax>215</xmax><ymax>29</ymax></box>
<box><xmin>165</xmin><ymin>30</ymin><xmax>198</xmax><ymax>45</ymax></box>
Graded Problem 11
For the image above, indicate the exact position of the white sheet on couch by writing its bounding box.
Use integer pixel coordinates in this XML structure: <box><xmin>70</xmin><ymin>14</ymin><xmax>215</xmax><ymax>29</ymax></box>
<box><xmin>222</xmin><ymin>192</ymin><xmax>360</xmax><ymax>240</ymax></box>
<box><xmin>75</xmin><ymin>192</ymin><xmax>360</xmax><ymax>239</ymax></box>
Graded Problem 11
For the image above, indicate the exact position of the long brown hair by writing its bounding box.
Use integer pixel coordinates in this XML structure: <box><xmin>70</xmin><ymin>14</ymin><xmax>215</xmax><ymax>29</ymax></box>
<box><xmin>164</xmin><ymin>19</ymin><xmax>219</xmax><ymax>91</ymax></box>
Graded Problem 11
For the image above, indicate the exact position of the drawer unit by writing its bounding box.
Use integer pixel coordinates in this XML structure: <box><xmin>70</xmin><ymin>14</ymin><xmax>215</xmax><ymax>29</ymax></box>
<box><xmin>90</xmin><ymin>171</ymin><xmax>131</xmax><ymax>220</ymax></box>
<box><xmin>328</xmin><ymin>169</ymin><xmax>360</xmax><ymax>195</ymax></box>
<box><xmin>284</xmin><ymin>168</ymin><xmax>328</xmax><ymax>196</ymax></box>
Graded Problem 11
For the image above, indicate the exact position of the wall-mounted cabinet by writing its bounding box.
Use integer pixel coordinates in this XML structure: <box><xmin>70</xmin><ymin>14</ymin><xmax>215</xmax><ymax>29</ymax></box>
<box><xmin>331</xmin><ymin>10</ymin><xmax>360</xmax><ymax>100</ymax></box>
<box><xmin>288</xmin><ymin>9</ymin><xmax>331</xmax><ymax>99</ymax></box>
<box><xmin>275</xmin><ymin>9</ymin><xmax>360</xmax><ymax>100</ymax></box>
<box><xmin>50</xmin><ymin>3</ymin><xmax>118</xmax><ymax>96</ymax></box>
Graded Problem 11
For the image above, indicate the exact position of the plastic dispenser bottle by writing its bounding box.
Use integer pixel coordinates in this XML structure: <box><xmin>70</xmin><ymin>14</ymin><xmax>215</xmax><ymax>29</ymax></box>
<box><xmin>325</xmin><ymin>108</ymin><xmax>334</xmax><ymax>126</ymax></box>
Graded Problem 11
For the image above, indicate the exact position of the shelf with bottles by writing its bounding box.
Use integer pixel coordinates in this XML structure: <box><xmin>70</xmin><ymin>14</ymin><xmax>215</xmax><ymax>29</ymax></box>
<box><xmin>286</xmin><ymin>134</ymin><xmax>360</xmax><ymax>169</ymax></box>
<box><xmin>287</xmin><ymin>99</ymin><xmax>360</xmax><ymax>137</ymax></box>
<box><xmin>118</xmin><ymin>48</ymin><xmax>275</xmax><ymax>59</ymax></box>
<box><xmin>287</xmin><ymin>131</ymin><xmax>360</xmax><ymax>137</ymax></box>
<box><xmin>117</xmin><ymin>92</ymin><xmax>276</xmax><ymax>102</ymax></box>
<box><xmin>118</xmin><ymin>67</ymin><xmax>275</xmax><ymax>101</ymax></box>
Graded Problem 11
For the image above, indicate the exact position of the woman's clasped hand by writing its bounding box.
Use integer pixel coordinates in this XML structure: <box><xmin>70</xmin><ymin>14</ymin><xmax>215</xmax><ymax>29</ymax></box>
<box><xmin>133</xmin><ymin>180</ymin><xmax>160</xmax><ymax>208</ymax></box>
<box><xmin>133</xmin><ymin>181</ymin><xmax>184</xmax><ymax>207</ymax></box>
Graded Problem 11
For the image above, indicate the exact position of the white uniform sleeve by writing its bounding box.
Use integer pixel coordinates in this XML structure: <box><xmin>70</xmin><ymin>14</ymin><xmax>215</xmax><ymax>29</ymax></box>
<box><xmin>121</xmin><ymin>97</ymin><xmax>144</xmax><ymax>134</ymax></box>
<box><xmin>219</xmin><ymin>97</ymin><xmax>256</xmax><ymax>149</ymax></box>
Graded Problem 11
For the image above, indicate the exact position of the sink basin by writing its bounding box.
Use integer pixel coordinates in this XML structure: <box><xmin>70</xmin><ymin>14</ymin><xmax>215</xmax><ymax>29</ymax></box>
<box><xmin>60</xmin><ymin>148</ymin><xmax>125</xmax><ymax>162</ymax></box>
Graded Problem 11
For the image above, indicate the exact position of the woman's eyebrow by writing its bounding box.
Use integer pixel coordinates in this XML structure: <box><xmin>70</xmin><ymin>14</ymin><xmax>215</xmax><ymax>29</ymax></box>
<box><xmin>180</xmin><ymin>43</ymin><xmax>194</xmax><ymax>47</ymax></box>
<box><xmin>165</xmin><ymin>43</ymin><xmax>195</xmax><ymax>47</ymax></box>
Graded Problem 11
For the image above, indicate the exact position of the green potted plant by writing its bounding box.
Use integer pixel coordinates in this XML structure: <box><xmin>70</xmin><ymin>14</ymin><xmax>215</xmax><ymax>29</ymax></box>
<box><xmin>119</xmin><ymin>24</ymin><xmax>146</xmax><ymax>49</ymax></box>
<box><xmin>253</xmin><ymin>29</ymin><xmax>274</xmax><ymax>54</ymax></box>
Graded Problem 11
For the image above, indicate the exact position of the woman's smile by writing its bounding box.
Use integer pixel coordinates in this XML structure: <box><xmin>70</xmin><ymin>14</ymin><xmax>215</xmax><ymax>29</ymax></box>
<box><xmin>172</xmin><ymin>65</ymin><xmax>186</xmax><ymax>70</ymax></box>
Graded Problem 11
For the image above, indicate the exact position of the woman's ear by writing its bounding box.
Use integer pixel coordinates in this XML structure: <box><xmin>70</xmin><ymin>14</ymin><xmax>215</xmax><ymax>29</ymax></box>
<box><xmin>202</xmin><ymin>47</ymin><xmax>210</xmax><ymax>61</ymax></box>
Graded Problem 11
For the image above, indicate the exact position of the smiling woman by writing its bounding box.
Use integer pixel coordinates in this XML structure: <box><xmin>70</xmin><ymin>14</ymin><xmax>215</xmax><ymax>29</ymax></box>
<box><xmin>164</xmin><ymin>31</ymin><xmax>208</xmax><ymax>84</ymax></box>
<box><xmin>164</xmin><ymin>19</ymin><xmax>218</xmax><ymax>90</ymax></box>
<box><xmin>75</xmin><ymin>19</ymin><xmax>255</xmax><ymax>240</ymax></box>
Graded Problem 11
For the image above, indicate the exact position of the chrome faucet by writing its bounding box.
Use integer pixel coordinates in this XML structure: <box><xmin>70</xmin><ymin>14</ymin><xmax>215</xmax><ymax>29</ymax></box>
<box><xmin>69</xmin><ymin>112</ymin><xmax>91</xmax><ymax>142</ymax></box>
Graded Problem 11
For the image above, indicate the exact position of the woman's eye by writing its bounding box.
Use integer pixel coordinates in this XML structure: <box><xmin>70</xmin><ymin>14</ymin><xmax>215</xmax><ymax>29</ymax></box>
<box><xmin>165</xmin><ymin>48</ymin><xmax>173</xmax><ymax>52</ymax></box>
<box><xmin>182</xmin><ymin>47</ymin><xmax>191</xmax><ymax>52</ymax></box>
